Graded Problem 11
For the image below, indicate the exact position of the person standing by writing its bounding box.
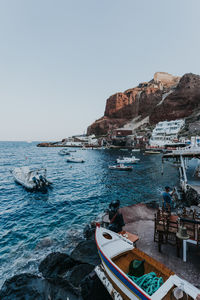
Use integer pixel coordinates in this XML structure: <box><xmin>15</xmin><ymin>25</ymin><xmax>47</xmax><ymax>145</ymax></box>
<box><xmin>162</xmin><ymin>186</ymin><xmax>175</xmax><ymax>212</ymax></box>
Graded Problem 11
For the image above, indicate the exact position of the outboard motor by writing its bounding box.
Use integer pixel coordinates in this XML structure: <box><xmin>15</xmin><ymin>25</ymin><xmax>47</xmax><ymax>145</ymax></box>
<box><xmin>32</xmin><ymin>176</ymin><xmax>39</xmax><ymax>188</ymax></box>
<box><xmin>39</xmin><ymin>174</ymin><xmax>47</xmax><ymax>186</ymax></box>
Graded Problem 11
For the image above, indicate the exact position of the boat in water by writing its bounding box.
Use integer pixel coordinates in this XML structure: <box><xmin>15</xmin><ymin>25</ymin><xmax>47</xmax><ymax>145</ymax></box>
<box><xmin>132</xmin><ymin>149</ymin><xmax>140</xmax><ymax>152</ymax></box>
<box><xmin>11</xmin><ymin>167</ymin><xmax>52</xmax><ymax>190</ymax></box>
<box><xmin>116</xmin><ymin>156</ymin><xmax>140</xmax><ymax>164</ymax></box>
<box><xmin>109</xmin><ymin>164</ymin><xmax>133</xmax><ymax>171</ymax></box>
<box><xmin>66</xmin><ymin>157</ymin><xmax>85</xmax><ymax>163</ymax></box>
<box><xmin>95</xmin><ymin>226</ymin><xmax>200</xmax><ymax>300</ymax></box>
<box><xmin>58</xmin><ymin>149</ymin><xmax>70</xmax><ymax>156</ymax></box>
<box><xmin>144</xmin><ymin>151</ymin><xmax>161</xmax><ymax>155</ymax></box>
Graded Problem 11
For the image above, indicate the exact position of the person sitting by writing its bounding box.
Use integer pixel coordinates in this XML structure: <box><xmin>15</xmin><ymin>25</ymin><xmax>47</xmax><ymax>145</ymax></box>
<box><xmin>108</xmin><ymin>200</ymin><xmax>125</xmax><ymax>233</ymax></box>
<box><xmin>162</xmin><ymin>186</ymin><xmax>175</xmax><ymax>212</ymax></box>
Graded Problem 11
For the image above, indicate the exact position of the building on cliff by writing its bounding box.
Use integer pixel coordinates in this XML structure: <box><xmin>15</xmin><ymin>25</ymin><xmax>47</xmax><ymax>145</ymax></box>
<box><xmin>149</xmin><ymin>119</ymin><xmax>185</xmax><ymax>147</ymax></box>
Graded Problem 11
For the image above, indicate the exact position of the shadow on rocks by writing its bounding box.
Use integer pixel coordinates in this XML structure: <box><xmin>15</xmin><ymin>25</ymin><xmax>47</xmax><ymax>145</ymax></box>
<box><xmin>0</xmin><ymin>273</ymin><xmax>79</xmax><ymax>300</ymax></box>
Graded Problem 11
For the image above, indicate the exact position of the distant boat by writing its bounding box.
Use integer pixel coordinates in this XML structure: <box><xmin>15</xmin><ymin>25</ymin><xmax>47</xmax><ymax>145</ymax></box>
<box><xmin>95</xmin><ymin>226</ymin><xmax>200</xmax><ymax>300</ymax></box>
<box><xmin>144</xmin><ymin>151</ymin><xmax>161</xmax><ymax>154</ymax></box>
<box><xmin>116</xmin><ymin>156</ymin><xmax>140</xmax><ymax>164</ymax></box>
<box><xmin>132</xmin><ymin>149</ymin><xmax>140</xmax><ymax>152</ymax></box>
<box><xmin>58</xmin><ymin>149</ymin><xmax>70</xmax><ymax>156</ymax></box>
<box><xmin>68</xmin><ymin>149</ymin><xmax>77</xmax><ymax>152</ymax></box>
<box><xmin>66</xmin><ymin>157</ymin><xmax>85</xmax><ymax>163</ymax></box>
<box><xmin>11</xmin><ymin>167</ymin><xmax>52</xmax><ymax>190</ymax></box>
<box><xmin>109</xmin><ymin>164</ymin><xmax>133</xmax><ymax>171</ymax></box>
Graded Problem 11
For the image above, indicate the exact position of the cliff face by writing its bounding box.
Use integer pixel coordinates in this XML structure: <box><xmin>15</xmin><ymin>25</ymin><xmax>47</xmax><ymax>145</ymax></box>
<box><xmin>87</xmin><ymin>72</ymin><xmax>200</xmax><ymax>136</ymax></box>
<box><xmin>149</xmin><ymin>73</ymin><xmax>200</xmax><ymax>123</ymax></box>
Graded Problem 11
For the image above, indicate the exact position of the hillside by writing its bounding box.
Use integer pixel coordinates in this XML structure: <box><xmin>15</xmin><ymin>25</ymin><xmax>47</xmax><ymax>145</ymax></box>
<box><xmin>87</xmin><ymin>72</ymin><xmax>200</xmax><ymax>136</ymax></box>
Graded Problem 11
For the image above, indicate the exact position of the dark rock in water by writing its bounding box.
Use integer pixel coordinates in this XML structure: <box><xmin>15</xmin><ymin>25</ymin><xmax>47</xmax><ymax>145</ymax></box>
<box><xmin>68</xmin><ymin>264</ymin><xmax>95</xmax><ymax>287</ymax></box>
<box><xmin>81</xmin><ymin>272</ymin><xmax>112</xmax><ymax>300</ymax></box>
<box><xmin>38</xmin><ymin>251</ymin><xmax>97</xmax><ymax>297</ymax></box>
<box><xmin>39</xmin><ymin>252</ymin><xmax>76</xmax><ymax>279</ymax></box>
<box><xmin>0</xmin><ymin>273</ymin><xmax>42</xmax><ymax>300</ymax></box>
<box><xmin>0</xmin><ymin>273</ymin><xmax>80</xmax><ymax>300</ymax></box>
<box><xmin>70</xmin><ymin>240</ymin><xmax>101</xmax><ymax>266</ymax></box>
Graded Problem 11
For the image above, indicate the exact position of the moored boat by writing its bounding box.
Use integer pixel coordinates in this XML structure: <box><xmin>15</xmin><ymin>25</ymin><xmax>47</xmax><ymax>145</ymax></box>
<box><xmin>144</xmin><ymin>151</ymin><xmax>161</xmax><ymax>154</ymax></box>
<box><xmin>116</xmin><ymin>156</ymin><xmax>140</xmax><ymax>164</ymax></box>
<box><xmin>95</xmin><ymin>226</ymin><xmax>200</xmax><ymax>300</ymax></box>
<box><xmin>58</xmin><ymin>149</ymin><xmax>70</xmax><ymax>155</ymax></box>
<box><xmin>132</xmin><ymin>149</ymin><xmax>140</xmax><ymax>152</ymax></box>
<box><xmin>11</xmin><ymin>167</ymin><xmax>52</xmax><ymax>190</ymax></box>
<box><xmin>66</xmin><ymin>157</ymin><xmax>85</xmax><ymax>163</ymax></box>
<box><xmin>109</xmin><ymin>164</ymin><xmax>133</xmax><ymax>171</ymax></box>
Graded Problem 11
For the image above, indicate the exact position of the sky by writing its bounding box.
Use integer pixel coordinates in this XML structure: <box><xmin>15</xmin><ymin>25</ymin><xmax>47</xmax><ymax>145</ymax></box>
<box><xmin>0</xmin><ymin>0</ymin><xmax>200</xmax><ymax>141</ymax></box>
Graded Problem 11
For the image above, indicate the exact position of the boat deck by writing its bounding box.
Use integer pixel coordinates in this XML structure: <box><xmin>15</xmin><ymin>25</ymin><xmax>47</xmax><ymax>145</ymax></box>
<box><xmin>112</xmin><ymin>247</ymin><xmax>174</xmax><ymax>282</ymax></box>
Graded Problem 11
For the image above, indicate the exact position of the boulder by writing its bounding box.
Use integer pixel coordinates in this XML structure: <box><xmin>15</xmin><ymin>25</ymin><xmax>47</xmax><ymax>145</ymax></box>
<box><xmin>68</xmin><ymin>264</ymin><xmax>94</xmax><ymax>288</ymax></box>
<box><xmin>0</xmin><ymin>273</ymin><xmax>80</xmax><ymax>300</ymax></box>
<box><xmin>70</xmin><ymin>240</ymin><xmax>101</xmax><ymax>266</ymax></box>
<box><xmin>39</xmin><ymin>252</ymin><xmax>76</xmax><ymax>279</ymax></box>
<box><xmin>81</xmin><ymin>272</ymin><xmax>112</xmax><ymax>300</ymax></box>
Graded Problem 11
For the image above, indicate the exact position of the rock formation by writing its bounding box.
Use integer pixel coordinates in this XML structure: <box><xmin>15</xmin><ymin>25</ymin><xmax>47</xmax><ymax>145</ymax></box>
<box><xmin>87</xmin><ymin>72</ymin><xmax>200</xmax><ymax>136</ymax></box>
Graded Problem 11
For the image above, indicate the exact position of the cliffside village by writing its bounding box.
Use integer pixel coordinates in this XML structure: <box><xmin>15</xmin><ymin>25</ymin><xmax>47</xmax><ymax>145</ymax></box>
<box><xmin>38</xmin><ymin>118</ymin><xmax>200</xmax><ymax>151</ymax></box>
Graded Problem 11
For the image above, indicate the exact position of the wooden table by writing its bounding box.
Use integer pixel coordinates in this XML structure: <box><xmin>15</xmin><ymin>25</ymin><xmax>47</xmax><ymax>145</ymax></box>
<box><xmin>118</xmin><ymin>230</ymin><xmax>139</xmax><ymax>246</ymax></box>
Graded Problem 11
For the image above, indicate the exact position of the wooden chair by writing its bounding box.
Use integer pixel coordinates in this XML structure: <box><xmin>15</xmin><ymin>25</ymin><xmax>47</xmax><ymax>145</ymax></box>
<box><xmin>154</xmin><ymin>209</ymin><xmax>168</xmax><ymax>252</ymax></box>
<box><xmin>166</xmin><ymin>216</ymin><xmax>178</xmax><ymax>246</ymax></box>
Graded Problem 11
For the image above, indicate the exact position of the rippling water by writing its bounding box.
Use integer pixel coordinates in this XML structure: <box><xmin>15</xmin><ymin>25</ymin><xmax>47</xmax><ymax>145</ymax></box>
<box><xmin>0</xmin><ymin>142</ymin><xmax>179</xmax><ymax>287</ymax></box>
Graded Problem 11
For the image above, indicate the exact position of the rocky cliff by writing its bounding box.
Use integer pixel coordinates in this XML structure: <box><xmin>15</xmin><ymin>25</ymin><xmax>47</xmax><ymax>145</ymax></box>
<box><xmin>87</xmin><ymin>72</ymin><xmax>200</xmax><ymax>136</ymax></box>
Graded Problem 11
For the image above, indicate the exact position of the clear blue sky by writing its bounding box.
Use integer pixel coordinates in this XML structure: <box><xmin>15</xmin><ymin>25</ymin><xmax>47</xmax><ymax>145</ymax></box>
<box><xmin>0</xmin><ymin>0</ymin><xmax>200</xmax><ymax>141</ymax></box>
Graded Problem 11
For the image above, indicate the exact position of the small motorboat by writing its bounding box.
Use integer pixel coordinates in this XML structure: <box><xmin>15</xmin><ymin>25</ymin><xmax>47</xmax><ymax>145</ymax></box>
<box><xmin>144</xmin><ymin>151</ymin><xmax>161</xmax><ymax>155</ymax></box>
<box><xmin>132</xmin><ymin>149</ymin><xmax>140</xmax><ymax>152</ymax></box>
<box><xmin>68</xmin><ymin>149</ymin><xmax>77</xmax><ymax>152</ymax></box>
<box><xmin>11</xmin><ymin>167</ymin><xmax>52</xmax><ymax>190</ymax></box>
<box><xmin>116</xmin><ymin>156</ymin><xmax>140</xmax><ymax>164</ymax></box>
<box><xmin>95</xmin><ymin>226</ymin><xmax>200</xmax><ymax>300</ymax></box>
<box><xmin>58</xmin><ymin>149</ymin><xmax>70</xmax><ymax>156</ymax></box>
<box><xmin>109</xmin><ymin>164</ymin><xmax>133</xmax><ymax>171</ymax></box>
<box><xmin>66</xmin><ymin>157</ymin><xmax>85</xmax><ymax>163</ymax></box>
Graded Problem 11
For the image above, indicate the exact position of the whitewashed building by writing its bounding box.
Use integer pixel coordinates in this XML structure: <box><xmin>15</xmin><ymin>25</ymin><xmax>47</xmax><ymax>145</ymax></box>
<box><xmin>149</xmin><ymin>119</ymin><xmax>185</xmax><ymax>147</ymax></box>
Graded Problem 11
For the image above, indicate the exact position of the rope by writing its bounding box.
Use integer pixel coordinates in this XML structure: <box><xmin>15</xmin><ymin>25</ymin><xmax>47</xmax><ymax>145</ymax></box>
<box><xmin>128</xmin><ymin>272</ymin><xmax>163</xmax><ymax>296</ymax></box>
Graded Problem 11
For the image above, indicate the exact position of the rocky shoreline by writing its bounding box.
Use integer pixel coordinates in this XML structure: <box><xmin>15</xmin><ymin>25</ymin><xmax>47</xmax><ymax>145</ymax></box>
<box><xmin>1</xmin><ymin>201</ymin><xmax>200</xmax><ymax>299</ymax></box>
<box><xmin>0</xmin><ymin>224</ymin><xmax>111</xmax><ymax>300</ymax></box>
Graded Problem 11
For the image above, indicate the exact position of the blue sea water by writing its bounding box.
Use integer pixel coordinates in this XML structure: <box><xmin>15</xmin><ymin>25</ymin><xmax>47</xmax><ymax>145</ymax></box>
<box><xmin>0</xmin><ymin>142</ymin><xmax>179</xmax><ymax>288</ymax></box>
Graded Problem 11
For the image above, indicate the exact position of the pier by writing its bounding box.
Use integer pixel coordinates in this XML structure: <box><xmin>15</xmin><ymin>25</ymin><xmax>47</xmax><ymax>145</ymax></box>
<box><xmin>163</xmin><ymin>148</ymin><xmax>200</xmax><ymax>195</ymax></box>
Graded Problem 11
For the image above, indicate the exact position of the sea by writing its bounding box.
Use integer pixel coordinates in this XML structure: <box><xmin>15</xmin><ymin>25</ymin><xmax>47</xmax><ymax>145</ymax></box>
<box><xmin>0</xmin><ymin>141</ymin><xmax>179</xmax><ymax>288</ymax></box>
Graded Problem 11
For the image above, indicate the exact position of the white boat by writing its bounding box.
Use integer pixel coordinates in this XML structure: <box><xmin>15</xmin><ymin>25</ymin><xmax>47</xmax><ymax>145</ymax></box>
<box><xmin>132</xmin><ymin>149</ymin><xmax>140</xmax><ymax>152</ymax></box>
<box><xmin>11</xmin><ymin>167</ymin><xmax>52</xmax><ymax>190</ymax></box>
<box><xmin>58</xmin><ymin>149</ymin><xmax>70</xmax><ymax>156</ymax></box>
<box><xmin>95</xmin><ymin>226</ymin><xmax>200</xmax><ymax>300</ymax></box>
<box><xmin>116</xmin><ymin>156</ymin><xmax>140</xmax><ymax>164</ymax></box>
<box><xmin>144</xmin><ymin>151</ymin><xmax>161</xmax><ymax>154</ymax></box>
<box><xmin>109</xmin><ymin>164</ymin><xmax>133</xmax><ymax>171</ymax></box>
<box><xmin>66</xmin><ymin>157</ymin><xmax>85</xmax><ymax>163</ymax></box>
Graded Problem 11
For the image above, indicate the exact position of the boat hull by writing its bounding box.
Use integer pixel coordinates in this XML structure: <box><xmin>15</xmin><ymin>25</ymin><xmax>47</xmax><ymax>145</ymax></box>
<box><xmin>95</xmin><ymin>226</ymin><xmax>200</xmax><ymax>300</ymax></box>
<box><xmin>98</xmin><ymin>246</ymin><xmax>150</xmax><ymax>300</ymax></box>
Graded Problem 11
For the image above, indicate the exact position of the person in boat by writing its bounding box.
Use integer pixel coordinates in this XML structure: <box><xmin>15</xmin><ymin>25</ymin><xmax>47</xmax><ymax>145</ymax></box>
<box><xmin>162</xmin><ymin>186</ymin><xmax>175</xmax><ymax>212</ymax></box>
<box><xmin>108</xmin><ymin>200</ymin><xmax>125</xmax><ymax>233</ymax></box>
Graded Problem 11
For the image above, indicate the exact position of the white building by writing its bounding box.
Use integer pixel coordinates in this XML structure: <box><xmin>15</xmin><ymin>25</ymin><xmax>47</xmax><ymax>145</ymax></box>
<box><xmin>149</xmin><ymin>119</ymin><xmax>185</xmax><ymax>147</ymax></box>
